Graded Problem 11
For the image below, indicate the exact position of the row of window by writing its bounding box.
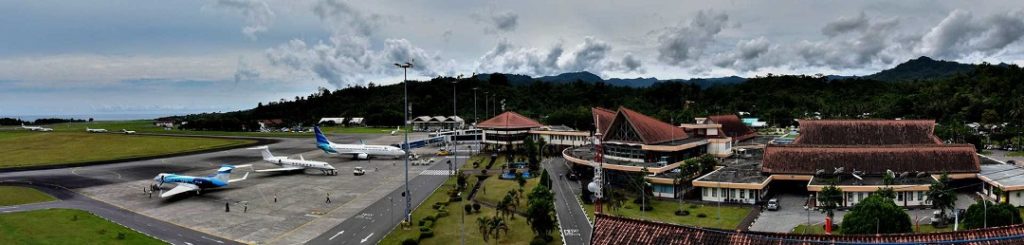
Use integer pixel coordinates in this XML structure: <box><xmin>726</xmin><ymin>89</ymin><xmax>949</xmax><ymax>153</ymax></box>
<box><xmin>845</xmin><ymin>191</ymin><xmax>926</xmax><ymax>203</ymax></box>
<box><xmin>704</xmin><ymin>187</ymin><xmax>756</xmax><ymax>199</ymax></box>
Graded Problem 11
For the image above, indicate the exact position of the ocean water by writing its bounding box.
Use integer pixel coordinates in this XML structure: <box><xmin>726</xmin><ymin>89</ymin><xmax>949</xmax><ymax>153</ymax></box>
<box><xmin>2</xmin><ymin>113</ymin><xmax>179</xmax><ymax>121</ymax></box>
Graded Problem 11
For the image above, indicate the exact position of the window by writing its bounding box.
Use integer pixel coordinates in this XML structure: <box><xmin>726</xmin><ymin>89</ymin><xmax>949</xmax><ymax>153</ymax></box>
<box><xmin>713</xmin><ymin>188</ymin><xmax>717</xmax><ymax>197</ymax></box>
<box><xmin>858</xmin><ymin>192</ymin><xmax>864</xmax><ymax>201</ymax></box>
<box><xmin>740</xmin><ymin>189</ymin><xmax>745</xmax><ymax>199</ymax></box>
<box><xmin>704</xmin><ymin>188</ymin><xmax>709</xmax><ymax>197</ymax></box>
<box><xmin>908</xmin><ymin>192</ymin><xmax>914</xmax><ymax>201</ymax></box>
<box><xmin>918</xmin><ymin>191</ymin><xmax>924</xmax><ymax>201</ymax></box>
<box><xmin>897</xmin><ymin>192</ymin><xmax>904</xmax><ymax>201</ymax></box>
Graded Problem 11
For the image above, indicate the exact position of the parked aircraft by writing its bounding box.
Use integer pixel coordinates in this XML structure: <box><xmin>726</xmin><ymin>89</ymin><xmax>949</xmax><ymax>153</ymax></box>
<box><xmin>21</xmin><ymin>123</ymin><xmax>53</xmax><ymax>132</ymax></box>
<box><xmin>250</xmin><ymin>146</ymin><xmax>337</xmax><ymax>175</ymax></box>
<box><xmin>122</xmin><ymin>129</ymin><xmax>136</xmax><ymax>134</ymax></box>
<box><xmin>314</xmin><ymin>126</ymin><xmax>405</xmax><ymax>159</ymax></box>
<box><xmin>152</xmin><ymin>165</ymin><xmax>249</xmax><ymax>198</ymax></box>
<box><xmin>86</xmin><ymin>127</ymin><xmax>108</xmax><ymax>133</ymax></box>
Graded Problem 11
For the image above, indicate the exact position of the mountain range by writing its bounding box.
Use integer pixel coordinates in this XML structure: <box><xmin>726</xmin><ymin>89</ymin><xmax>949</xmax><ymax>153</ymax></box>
<box><xmin>473</xmin><ymin>56</ymin><xmax>984</xmax><ymax>88</ymax></box>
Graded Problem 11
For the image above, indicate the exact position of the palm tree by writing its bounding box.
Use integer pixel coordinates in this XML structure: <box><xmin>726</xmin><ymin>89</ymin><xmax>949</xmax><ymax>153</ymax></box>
<box><xmin>477</xmin><ymin>216</ymin><xmax>491</xmax><ymax>242</ymax></box>
<box><xmin>488</xmin><ymin>216</ymin><xmax>509</xmax><ymax>242</ymax></box>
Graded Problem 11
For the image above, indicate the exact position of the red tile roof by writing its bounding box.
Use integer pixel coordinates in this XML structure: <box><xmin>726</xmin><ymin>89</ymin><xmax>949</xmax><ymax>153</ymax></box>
<box><xmin>762</xmin><ymin>144</ymin><xmax>980</xmax><ymax>175</ymax></box>
<box><xmin>602</xmin><ymin>107</ymin><xmax>688</xmax><ymax>145</ymax></box>
<box><xmin>476</xmin><ymin>111</ymin><xmax>543</xmax><ymax>129</ymax></box>
<box><xmin>708</xmin><ymin>114</ymin><xmax>756</xmax><ymax>142</ymax></box>
<box><xmin>592</xmin><ymin>107</ymin><xmax>616</xmax><ymax>135</ymax></box>
<box><xmin>592</xmin><ymin>213</ymin><xmax>1024</xmax><ymax>245</ymax></box>
<box><xmin>795</xmin><ymin>120</ymin><xmax>942</xmax><ymax>145</ymax></box>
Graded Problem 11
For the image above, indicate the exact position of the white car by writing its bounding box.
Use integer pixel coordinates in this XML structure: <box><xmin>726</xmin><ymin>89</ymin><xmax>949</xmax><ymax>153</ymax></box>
<box><xmin>766</xmin><ymin>198</ymin><xmax>780</xmax><ymax>211</ymax></box>
<box><xmin>353</xmin><ymin>167</ymin><xmax>366</xmax><ymax>176</ymax></box>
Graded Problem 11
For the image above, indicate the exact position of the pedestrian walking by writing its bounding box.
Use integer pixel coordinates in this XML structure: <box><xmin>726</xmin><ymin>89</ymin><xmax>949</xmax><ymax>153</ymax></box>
<box><xmin>225</xmin><ymin>202</ymin><xmax>230</xmax><ymax>212</ymax></box>
<box><xmin>274</xmin><ymin>195</ymin><xmax>278</xmax><ymax>203</ymax></box>
<box><xmin>244</xmin><ymin>203</ymin><xmax>248</xmax><ymax>213</ymax></box>
<box><xmin>326</xmin><ymin>193</ymin><xmax>332</xmax><ymax>203</ymax></box>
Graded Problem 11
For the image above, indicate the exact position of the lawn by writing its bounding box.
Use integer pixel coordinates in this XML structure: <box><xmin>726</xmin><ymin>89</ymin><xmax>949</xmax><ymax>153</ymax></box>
<box><xmin>0</xmin><ymin>131</ymin><xmax>254</xmax><ymax>169</ymax></box>
<box><xmin>0</xmin><ymin>209</ymin><xmax>164</xmax><ymax>245</ymax></box>
<box><xmin>1008</xmin><ymin>151</ymin><xmax>1024</xmax><ymax>157</ymax></box>
<box><xmin>382</xmin><ymin>163</ymin><xmax>561</xmax><ymax>244</ymax></box>
<box><xmin>476</xmin><ymin>176</ymin><xmax>540</xmax><ymax>206</ymax></box>
<box><xmin>583</xmin><ymin>198</ymin><xmax>752</xmax><ymax>230</ymax></box>
<box><xmin>791</xmin><ymin>223</ymin><xmax>952</xmax><ymax>234</ymax></box>
<box><xmin>43</xmin><ymin>120</ymin><xmax>310</xmax><ymax>138</ymax></box>
<box><xmin>0</xmin><ymin>186</ymin><xmax>56</xmax><ymax>206</ymax></box>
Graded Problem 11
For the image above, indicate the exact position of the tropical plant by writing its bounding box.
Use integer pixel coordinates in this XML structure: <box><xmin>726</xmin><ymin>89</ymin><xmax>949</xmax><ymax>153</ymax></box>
<box><xmin>526</xmin><ymin>184</ymin><xmax>556</xmax><ymax>239</ymax></box>
<box><xmin>817</xmin><ymin>179</ymin><xmax>843</xmax><ymax>222</ymax></box>
<box><xmin>841</xmin><ymin>194</ymin><xmax>913</xmax><ymax>234</ymax></box>
<box><xmin>963</xmin><ymin>200</ymin><xmax>1023</xmax><ymax>229</ymax></box>
<box><xmin>927</xmin><ymin>173</ymin><xmax>957</xmax><ymax>224</ymax></box>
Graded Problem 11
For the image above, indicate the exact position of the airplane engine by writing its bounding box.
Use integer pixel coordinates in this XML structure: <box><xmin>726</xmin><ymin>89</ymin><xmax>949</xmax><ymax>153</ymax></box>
<box><xmin>356</xmin><ymin>153</ymin><xmax>368</xmax><ymax>160</ymax></box>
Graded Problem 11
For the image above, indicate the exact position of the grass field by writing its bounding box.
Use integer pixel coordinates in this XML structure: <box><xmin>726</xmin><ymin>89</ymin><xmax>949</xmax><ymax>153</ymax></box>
<box><xmin>12</xmin><ymin>120</ymin><xmax>406</xmax><ymax>138</ymax></box>
<box><xmin>583</xmin><ymin>198</ymin><xmax>752</xmax><ymax>230</ymax></box>
<box><xmin>476</xmin><ymin>176</ymin><xmax>540</xmax><ymax>206</ymax></box>
<box><xmin>0</xmin><ymin>186</ymin><xmax>56</xmax><ymax>206</ymax></box>
<box><xmin>0</xmin><ymin>131</ymin><xmax>254</xmax><ymax>169</ymax></box>
<box><xmin>791</xmin><ymin>223</ymin><xmax>952</xmax><ymax>234</ymax></box>
<box><xmin>0</xmin><ymin>209</ymin><xmax>164</xmax><ymax>245</ymax></box>
<box><xmin>381</xmin><ymin>162</ymin><xmax>561</xmax><ymax>244</ymax></box>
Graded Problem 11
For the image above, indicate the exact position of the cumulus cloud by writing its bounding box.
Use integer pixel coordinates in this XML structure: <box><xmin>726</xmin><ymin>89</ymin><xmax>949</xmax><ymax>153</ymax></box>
<box><xmin>794</xmin><ymin>12</ymin><xmax>906</xmax><ymax>68</ymax></box>
<box><xmin>264</xmin><ymin>0</ymin><xmax>453</xmax><ymax>87</ymax></box>
<box><xmin>209</xmin><ymin>0</ymin><xmax>275</xmax><ymax>40</ymax></box>
<box><xmin>917</xmin><ymin>9</ymin><xmax>1024</xmax><ymax>59</ymax></box>
<box><xmin>475</xmin><ymin>37</ymin><xmax>641</xmax><ymax>76</ymax></box>
<box><xmin>233</xmin><ymin>57</ymin><xmax>260</xmax><ymax>85</ymax></box>
<box><xmin>656</xmin><ymin>10</ymin><xmax>731</xmax><ymax>66</ymax></box>
<box><xmin>712</xmin><ymin>37</ymin><xmax>781</xmax><ymax>71</ymax></box>
<box><xmin>472</xmin><ymin>11</ymin><xmax>519</xmax><ymax>34</ymax></box>
<box><xmin>822</xmin><ymin>12</ymin><xmax>870</xmax><ymax>37</ymax></box>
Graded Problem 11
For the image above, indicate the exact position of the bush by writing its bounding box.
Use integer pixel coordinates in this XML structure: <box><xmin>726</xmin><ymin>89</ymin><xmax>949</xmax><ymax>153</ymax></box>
<box><xmin>530</xmin><ymin>236</ymin><xmax>547</xmax><ymax>245</ymax></box>
<box><xmin>420</xmin><ymin>220</ymin><xmax>433</xmax><ymax>228</ymax></box>
<box><xmin>675</xmin><ymin>210</ymin><xmax>690</xmax><ymax>216</ymax></box>
<box><xmin>696</xmin><ymin>213</ymin><xmax>707</xmax><ymax>218</ymax></box>
<box><xmin>419</xmin><ymin>228</ymin><xmax>434</xmax><ymax>240</ymax></box>
<box><xmin>473</xmin><ymin>203</ymin><xmax>482</xmax><ymax>212</ymax></box>
<box><xmin>424</xmin><ymin>215</ymin><xmax>437</xmax><ymax>222</ymax></box>
<box><xmin>465</xmin><ymin>204</ymin><xmax>473</xmax><ymax>213</ymax></box>
<box><xmin>116</xmin><ymin>232</ymin><xmax>126</xmax><ymax>240</ymax></box>
<box><xmin>402</xmin><ymin>238</ymin><xmax>419</xmax><ymax>245</ymax></box>
<box><xmin>419</xmin><ymin>226</ymin><xmax>431</xmax><ymax>232</ymax></box>
<box><xmin>437</xmin><ymin>210</ymin><xmax>449</xmax><ymax>218</ymax></box>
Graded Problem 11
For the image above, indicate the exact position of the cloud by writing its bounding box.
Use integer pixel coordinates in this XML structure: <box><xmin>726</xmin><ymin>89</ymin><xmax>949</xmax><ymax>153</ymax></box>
<box><xmin>313</xmin><ymin>0</ymin><xmax>383</xmax><ymax>36</ymax></box>
<box><xmin>442</xmin><ymin>30</ymin><xmax>454</xmax><ymax>43</ymax></box>
<box><xmin>917</xmin><ymin>9</ymin><xmax>1024</xmax><ymax>59</ymax></box>
<box><xmin>209</xmin><ymin>0</ymin><xmax>275</xmax><ymax>40</ymax></box>
<box><xmin>233</xmin><ymin>57</ymin><xmax>260</xmax><ymax>85</ymax></box>
<box><xmin>712</xmin><ymin>37</ymin><xmax>780</xmax><ymax>71</ymax></box>
<box><xmin>475</xmin><ymin>37</ymin><xmax>641</xmax><ymax>76</ymax></box>
<box><xmin>822</xmin><ymin>12</ymin><xmax>869</xmax><ymax>37</ymax></box>
<box><xmin>794</xmin><ymin>12</ymin><xmax>906</xmax><ymax>68</ymax></box>
<box><xmin>656</xmin><ymin>10</ymin><xmax>731</xmax><ymax>66</ymax></box>
<box><xmin>472</xmin><ymin>11</ymin><xmax>519</xmax><ymax>34</ymax></box>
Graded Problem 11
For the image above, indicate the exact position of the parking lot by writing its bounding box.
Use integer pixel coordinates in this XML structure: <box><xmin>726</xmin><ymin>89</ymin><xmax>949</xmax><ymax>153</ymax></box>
<box><xmin>76</xmin><ymin>134</ymin><xmax>453</xmax><ymax>244</ymax></box>
<box><xmin>750</xmin><ymin>193</ymin><xmax>979</xmax><ymax>233</ymax></box>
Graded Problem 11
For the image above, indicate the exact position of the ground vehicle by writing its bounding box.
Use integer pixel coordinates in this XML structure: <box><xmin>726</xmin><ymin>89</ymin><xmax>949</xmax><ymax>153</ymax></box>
<box><xmin>766</xmin><ymin>198</ymin><xmax>780</xmax><ymax>211</ymax></box>
<box><xmin>436</xmin><ymin>149</ymin><xmax>451</xmax><ymax>156</ymax></box>
<box><xmin>353</xmin><ymin>167</ymin><xmax>365</xmax><ymax>176</ymax></box>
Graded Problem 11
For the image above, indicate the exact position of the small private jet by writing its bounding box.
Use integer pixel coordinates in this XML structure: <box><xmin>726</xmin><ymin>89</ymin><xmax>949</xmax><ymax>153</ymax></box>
<box><xmin>390</xmin><ymin>126</ymin><xmax>401</xmax><ymax>135</ymax></box>
<box><xmin>21</xmin><ymin>123</ymin><xmax>53</xmax><ymax>132</ymax></box>
<box><xmin>122</xmin><ymin>129</ymin><xmax>136</xmax><ymax>134</ymax></box>
<box><xmin>152</xmin><ymin>165</ymin><xmax>249</xmax><ymax>198</ymax></box>
<box><xmin>315</xmin><ymin>126</ymin><xmax>405</xmax><ymax>159</ymax></box>
<box><xmin>86</xmin><ymin>127</ymin><xmax>108</xmax><ymax>133</ymax></box>
<box><xmin>250</xmin><ymin>146</ymin><xmax>338</xmax><ymax>175</ymax></box>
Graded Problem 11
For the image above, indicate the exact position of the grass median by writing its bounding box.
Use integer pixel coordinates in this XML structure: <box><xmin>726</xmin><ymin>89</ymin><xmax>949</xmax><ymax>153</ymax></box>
<box><xmin>583</xmin><ymin>198</ymin><xmax>751</xmax><ymax>230</ymax></box>
<box><xmin>0</xmin><ymin>186</ymin><xmax>56</xmax><ymax>206</ymax></box>
<box><xmin>0</xmin><ymin>131</ymin><xmax>254</xmax><ymax>169</ymax></box>
<box><xmin>0</xmin><ymin>209</ymin><xmax>164</xmax><ymax>245</ymax></box>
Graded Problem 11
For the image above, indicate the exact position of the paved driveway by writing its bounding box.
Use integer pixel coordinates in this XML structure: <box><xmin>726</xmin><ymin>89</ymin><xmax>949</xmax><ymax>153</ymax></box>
<box><xmin>750</xmin><ymin>193</ymin><xmax>974</xmax><ymax>233</ymax></box>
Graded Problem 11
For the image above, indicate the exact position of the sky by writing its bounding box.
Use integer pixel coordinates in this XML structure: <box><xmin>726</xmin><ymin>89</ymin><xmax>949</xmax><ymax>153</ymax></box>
<box><xmin>2</xmin><ymin>0</ymin><xmax>1024</xmax><ymax>117</ymax></box>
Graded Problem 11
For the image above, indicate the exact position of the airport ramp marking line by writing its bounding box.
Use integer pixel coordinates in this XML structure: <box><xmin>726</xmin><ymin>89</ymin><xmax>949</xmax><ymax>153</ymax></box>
<box><xmin>328</xmin><ymin>230</ymin><xmax>345</xmax><ymax>240</ymax></box>
<box><xmin>70</xmin><ymin>167</ymin><xmax>123</xmax><ymax>179</ymax></box>
<box><xmin>360</xmin><ymin>233</ymin><xmax>373</xmax><ymax>243</ymax></box>
<box><xmin>418</xmin><ymin>169</ymin><xmax>455</xmax><ymax>176</ymax></box>
<box><xmin>201</xmin><ymin>236</ymin><xmax>224</xmax><ymax>244</ymax></box>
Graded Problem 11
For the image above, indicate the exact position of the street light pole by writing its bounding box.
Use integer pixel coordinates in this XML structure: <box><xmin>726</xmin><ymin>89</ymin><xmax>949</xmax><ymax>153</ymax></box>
<box><xmin>394</xmin><ymin>61</ymin><xmax>413</xmax><ymax>224</ymax></box>
<box><xmin>453</xmin><ymin>75</ymin><xmax>464</xmax><ymax>245</ymax></box>
<box><xmin>473</xmin><ymin>87</ymin><xmax>479</xmax><ymax>125</ymax></box>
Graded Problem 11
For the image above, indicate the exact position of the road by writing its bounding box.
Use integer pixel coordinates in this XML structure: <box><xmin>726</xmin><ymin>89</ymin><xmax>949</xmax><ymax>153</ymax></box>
<box><xmin>542</xmin><ymin>158</ymin><xmax>592</xmax><ymax>245</ymax></box>
<box><xmin>307</xmin><ymin>154</ymin><xmax>468</xmax><ymax>245</ymax></box>
<box><xmin>0</xmin><ymin>182</ymin><xmax>242</xmax><ymax>245</ymax></box>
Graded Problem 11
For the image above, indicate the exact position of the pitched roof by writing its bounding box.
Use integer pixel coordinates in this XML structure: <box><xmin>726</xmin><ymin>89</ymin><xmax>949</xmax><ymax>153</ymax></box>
<box><xmin>761</xmin><ymin>144</ymin><xmax>980</xmax><ymax>175</ymax></box>
<box><xmin>707</xmin><ymin>114</ymin><xmax>756</xmax><ymax>142</ymax></box>
<box><xmin>592</xmin><ymin>107</ymin><xmax>616</xmax><ymax>135</ymax></box>
<box><xmin>602</xmin><ymin>107</ymin><xmax>688</xmax><ymax>145</ymax></box>
<box><xmin>476</xmin><ymin>111</ymin><xmax>543</xmax><ymax>129</ymax></box>
<box><xmin>592</xmin><ymin>213</ymin><xmax>1024</xmax><ymax>245</ymax></box>
<box><xmin>794</xmin><ymin>120</ymin><xmax>941</xmax><ymax>145</ymax></box>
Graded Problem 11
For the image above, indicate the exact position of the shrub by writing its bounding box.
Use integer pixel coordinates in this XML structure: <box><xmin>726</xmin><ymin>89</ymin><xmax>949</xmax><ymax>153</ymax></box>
<box><xmin>424</xmin><ymin>215</ymin><xmax>437</xmax><ymax>222</ymax></box>
<box><xmin>530</xmin><ymin>236</ymin><xmax>547</xmax><ymax>245</ymax></box>
<box><xmin>419</xmin><ymin>228</ymin><xmax>434</xmax><ymax>239</ymax></box>
<box><xmin>473</xmin><ymin>203</ymin><xmax>482</xmax><ymax>212</ymax></box>
<box><xmin>116</xmin><ymin>232</ymin><xmax>126</xmax><ymax>240</ymax></box>
<box><xmin>464</xmin><ymin>204</ymin><xmax>473</xmax><ymax>213</ymax></box>
<box><xmin>696</xmin><ymin>213</ymin><xmax>707</xmax><ymax>218</ymax></box>
<box><xmin>420</xmin><ymin>226</ymin><xmax>431</xmax><ymax>232</ymax></box>
<box><xmin>675</xmin><ymin>210</ymin><xmax>690</xmax><ymax>216</ymax></box>
<box><xmin>420</xmin><ymin>220</ymin><xmax>433</xmax><ymax>228</ymax></box>
<box><xmin>402</xmin><ymin>238</ymin><xmax>419</xmax><ymax>245</ymax></box>
<box><xmin>437</xmin><ymin>210</ymin><xmax>449</xmax><ymax>218</ymax></box>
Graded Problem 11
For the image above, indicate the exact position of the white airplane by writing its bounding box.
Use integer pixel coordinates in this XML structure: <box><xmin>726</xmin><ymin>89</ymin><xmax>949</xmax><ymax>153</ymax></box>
<box><xmin>390</xmin><ymin>126</ymin><xmax>401</xmax><ymax>135</ymax></box>
<box><xmin>86</xmin><ymin>127</ymin><xmax>108</xmax><ymax>133</ymax></box>
<box><xmin>152</xmin><ymin>165</ymin><xmax>249</xmax><ymax>198</ymax></box>
<box><xmin>21</xmin><ymin>123</ymin><xmax>53</xmax><ymax>132</ymax></box>
<box><xmin>249</xmin><ymin>146</ymin><xmax>338</xmax><ymax>175</ymax></box>
<box><xmin>315</xmin><ymin>126</ymin><xmax>405</xmax><ymax>159</ymax></box>
<box><xmin>122</xmin><ymin>129</ymin><xmax>136</xmax><ymax>134</ymax></box>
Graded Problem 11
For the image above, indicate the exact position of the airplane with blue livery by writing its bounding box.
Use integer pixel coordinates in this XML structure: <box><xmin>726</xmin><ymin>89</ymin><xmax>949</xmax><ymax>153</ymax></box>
<box><xmin>314</xmin><ymin>126</ymin><xmax>405</xmax><ymax>159</ymax></box>
<box><xmin>152</xmin><ymin>165</ymin><xmax>250</xmax><ymax>198</ymax></box>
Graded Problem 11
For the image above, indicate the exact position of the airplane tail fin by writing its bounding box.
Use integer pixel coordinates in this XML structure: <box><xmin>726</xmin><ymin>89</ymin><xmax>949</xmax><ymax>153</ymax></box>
<box><xmin>314</xmin><ymin>126</ymin><xmax>331</xmax><ymax>145</ymax></box>
<box><xmin>249</xmin><ymin>146</ymin><xmax>274</xmax><ymax>161</ymax></box>
<box><xmin>213</xmin><ymin>164</ymin><xmax>235</xmax><ymax>182</ymax></box>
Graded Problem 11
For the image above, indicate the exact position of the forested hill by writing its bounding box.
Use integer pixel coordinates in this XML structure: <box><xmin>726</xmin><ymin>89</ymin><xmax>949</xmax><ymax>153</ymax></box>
<box><xmin>864</xmin><ymin>56</ymin><xmax>978</xmax><ymax>82</ymax></box>
<box><xmin>182</xmin><ymin>62</ymin><xmax>1024</xmax><ymax>139</ymax></box>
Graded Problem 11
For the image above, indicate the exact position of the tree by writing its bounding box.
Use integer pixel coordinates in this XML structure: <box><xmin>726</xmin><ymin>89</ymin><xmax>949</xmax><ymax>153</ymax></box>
<box><xmin>488</xmin><ymin>216</ymin><xmax>509</xmax><ymax>241</ymax></box>
<box><xmin>817</xmin><ymin>179</ymin><xmax>843</xmax><ymax>225</ymax></box>
<box><xmin>676</xmin><ymin>157</ymin><xmax>700</xmax><ymax>211</ymax></box>
<box><xmin>526</xmin><ymin>184</ymin><xmax>556</xmax><ymax>239</ymax></box>
<box><xmin>963</xmin><ymin>200</ymin><xmax>1023</xmax><ymax>229</ymax></box>
<box><xmin>524</xmin><ymin>137</ymin><xmax>540</xmax><ymax>172</ymax></box>
<box><xmin>874</xmin><ymin>187</ymin><xmax>895</xmax><ymax>200</ymax></box>
<box><xmin>456</xmin><ymin>170</ymin><xmax>467</xmax><ymax>190</ymax></box>
<box><xmin>629</xmin><ymin>167</ymin><xmax>654</xmax><ymax>211</ymax></box>
<box><xmin>539</xmin><ymin>169</ymin><xmax>551</xmax><ymax>190</ymax></box>
<box><xmin>927</xmin><ymin>173</ymin><xmax>957</xmax><ymax>225</ymax></box>
<box><xmin>841</xmin><ymin>194</ymin><xmax>913</xmax><ymax>234</ymax></box>
<box><xmin>515</xmin><ymin>172</ymin><xmax>527</xmax><ymax>188</ymax></box>
<box><xmin>477</xmin><ymin>216</ymin><xmax>491</xmax><ymax>242</ymax></box>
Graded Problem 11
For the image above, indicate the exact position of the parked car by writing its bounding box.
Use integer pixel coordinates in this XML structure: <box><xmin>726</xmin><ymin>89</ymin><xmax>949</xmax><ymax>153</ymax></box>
<box><xmin>353</xmin><ymin>167</ymin><xmax>366</xmax><ymax>176</ymax></box>
<box><xmin>436</xmin><ymin>149</ymin><xmax>450</xmax><ymax>156</ymax></box>
<box><xmin>766</xmin><ymin>198</ymin><xmax>780</xmax><ymax>211</ymax></box>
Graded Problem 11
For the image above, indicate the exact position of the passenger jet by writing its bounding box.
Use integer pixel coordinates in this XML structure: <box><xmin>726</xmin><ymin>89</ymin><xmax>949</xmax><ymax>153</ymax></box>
<box><xmin>250</xmin><ymin>146</ymin><xmax>338</xmax><ymax>175</ymax></box>
<box><xmin>315</xmin><ymin>126</ymin><xmax>405</xmax><ymax>159</ymax></box>
<box><xmin>21</xmin><ymin>123</ymin><xmax>53</xmax><ymax>132</ymax></box>
<box><xmin>152</xmin><ymin>165</ymin><xmax>249</xmax><ymax>198</ymax></box>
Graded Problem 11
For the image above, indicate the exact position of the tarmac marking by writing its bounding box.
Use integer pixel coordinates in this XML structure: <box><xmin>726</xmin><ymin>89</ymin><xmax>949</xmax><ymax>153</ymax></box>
<box><xmin>70</xmin><ymin>167</ymin><xmax>123</xmax><ymax>179</ymax></box>
<box><xmin>360</xmin><ymin>233</ymin><xmax>374</xmax><ymax>243</ymax></box>
<box><xmin>201</xmin><ymin>236</ymin><xmax>224</xmax><ymax>244</ymax></box>
<box><xmin>328</xmin><ymin>230</ymin><xmax>345</xmax><ymax>240</ymax></box>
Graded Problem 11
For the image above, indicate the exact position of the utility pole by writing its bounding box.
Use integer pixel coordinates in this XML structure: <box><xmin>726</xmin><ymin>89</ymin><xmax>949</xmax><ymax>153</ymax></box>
<box><xmin>453</xmin><ymin>75</ymin><xmax>464</xmax><ymax>245</ymax></box>
<box><xmin>394</xmin><ymin>61</ymin><xmax>413</xmax><ymax>224</ymax></box>
<box><xmin>473</xmin><ymin>87</ymin><xmax>479</xmax><ymax>124</ymax></box>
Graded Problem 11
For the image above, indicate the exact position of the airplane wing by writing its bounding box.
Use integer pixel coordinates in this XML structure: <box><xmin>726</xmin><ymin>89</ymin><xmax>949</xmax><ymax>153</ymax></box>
<box><xmin>160</xmin><ymin>183</ymin><xmax>199</xmax><ymax>198</ymax></box>
<box><xmin>254</xmin><ymin>167</ymin><xmax>305</xmax><ymax>173</ymax></box>
<box><xmin>229</xmin><ymin>172</ymin><xmax>249</xmax><ymax>183</ymax></box>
